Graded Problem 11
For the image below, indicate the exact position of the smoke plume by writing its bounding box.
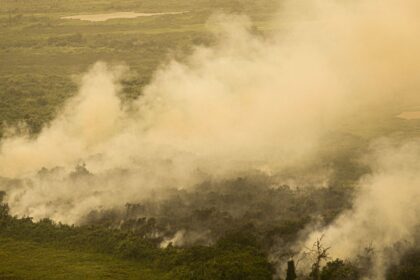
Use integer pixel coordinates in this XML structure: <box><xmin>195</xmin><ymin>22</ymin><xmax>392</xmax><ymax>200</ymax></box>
<box><xmin>300</xmin><ymin>140</ymin><xmax>420</xmax><ymax>279</ymax></box>
<box><xmin>1</xmin><ymin>0</ymin><xmax>420</xmax><ymax>276</ymax></box>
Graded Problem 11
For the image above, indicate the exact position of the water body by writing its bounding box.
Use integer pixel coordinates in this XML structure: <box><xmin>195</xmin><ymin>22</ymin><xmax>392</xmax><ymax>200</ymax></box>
<box><xmin>62</xmin><ymin>11</ymin><xmax>186</xmax><ymax>22</ymax></box>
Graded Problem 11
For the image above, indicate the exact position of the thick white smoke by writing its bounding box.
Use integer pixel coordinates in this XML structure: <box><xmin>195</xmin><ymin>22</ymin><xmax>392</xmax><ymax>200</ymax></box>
<box><xmin>300</xmin><ymin>140</ymin><xmax>420</xmax><ymax>279</ymax></box>
<box><xmin>0</xmin><ymin>1</ymin><xmax>420</xmax><ymax>275</ymax></box>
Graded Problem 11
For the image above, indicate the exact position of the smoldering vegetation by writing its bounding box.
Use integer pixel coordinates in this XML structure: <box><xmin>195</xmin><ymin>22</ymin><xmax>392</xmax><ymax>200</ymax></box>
<box><xmin>0</xmin><ymin>0</ymin><xmax>420</xmax><ymax>279</ymax></box>
<box><xmin>82</xmin><ymin>174</ymin><xmax>355</xmax><ymax>247</ymax></box>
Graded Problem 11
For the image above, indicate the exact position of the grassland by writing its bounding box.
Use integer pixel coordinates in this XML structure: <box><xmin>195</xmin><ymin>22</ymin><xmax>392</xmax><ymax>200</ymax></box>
<box><xmin>0</xmin><ymin>237</ymin><xmax>167</xmax><ymax>280</ymax></box>
<box><xmin>1</xmin><ymin>0</ymin><xmax>419</xmax><ymax>139</ymax></box>
<box><xmin>0</xmin><ymin>0</ymin><xmax>278</xmax><ymax>135</ymax></box>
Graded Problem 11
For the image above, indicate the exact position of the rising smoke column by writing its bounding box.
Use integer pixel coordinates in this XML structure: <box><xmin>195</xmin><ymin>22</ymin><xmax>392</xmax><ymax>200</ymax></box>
<box><xmin>300</xmin><ymin>140</ymin><xmax>420</xmax><ymax>279</ymax></box>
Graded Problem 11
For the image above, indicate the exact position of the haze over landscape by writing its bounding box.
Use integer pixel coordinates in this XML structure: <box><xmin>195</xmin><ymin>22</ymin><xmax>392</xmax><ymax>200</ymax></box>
<box><xmin>0</xmin><ymin>0</ymin><xmax>419</xmax><ymax>279</ymax></box>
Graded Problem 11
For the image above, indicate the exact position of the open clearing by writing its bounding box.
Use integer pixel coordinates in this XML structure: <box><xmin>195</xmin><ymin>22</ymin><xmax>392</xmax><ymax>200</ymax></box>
<box><xmin>61</xmin><ymin>11</ymin><xmax>187</xmax><ymax>22</ymax></box>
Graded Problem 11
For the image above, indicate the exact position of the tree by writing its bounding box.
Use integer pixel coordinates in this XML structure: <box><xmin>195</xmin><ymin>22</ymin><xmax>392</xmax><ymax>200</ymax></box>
<box><xmin>320</xmin><ymin>259</ymin><xmax>359</xmax><ymax>280</ymax></box>
<box><xmin>286</xmin><ymin>260</ymin><xmax>297</xmax><ymax>280</ymax></box>
<box><xmin>307</xmin><ymin>235</ymin><xmax>331</xmax><ymax>280</ymax></box>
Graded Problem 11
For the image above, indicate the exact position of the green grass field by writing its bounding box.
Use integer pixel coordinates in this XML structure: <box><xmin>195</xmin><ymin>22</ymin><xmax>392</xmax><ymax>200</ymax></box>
<box><xmin>0</xmin><ymin>237</ymin><xmax>167</xmax><ymax>280</ymax></box>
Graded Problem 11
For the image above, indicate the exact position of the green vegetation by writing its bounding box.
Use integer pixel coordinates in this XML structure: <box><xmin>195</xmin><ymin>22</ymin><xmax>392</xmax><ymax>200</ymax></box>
<box><xmin>0</xmin><ymin>180</ymin><xmax>417</xmax><ymax>280</ymax></box>
<box><xmin>0</xmin><ymin>199</ymin><xmax>273</xmax><ymax>279</ymax></box>
<box><xmin>0</xmin><ymin>0</ymin><xmax>276</xmax><ymax>135</ymax></box>
<box><xmin>0</xmin><ymin>4</ymin><xmax>280</xmax><ymax>278</ymax></box>
<box><xmin>0</xmin><ymin>237</ymin><xmax>165</xmax><ymax>280</ymax></box>
<box><xmin>386</xmin><ymin>249</ymin><xmax>420</xmax><ymax>280</ymax></box>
